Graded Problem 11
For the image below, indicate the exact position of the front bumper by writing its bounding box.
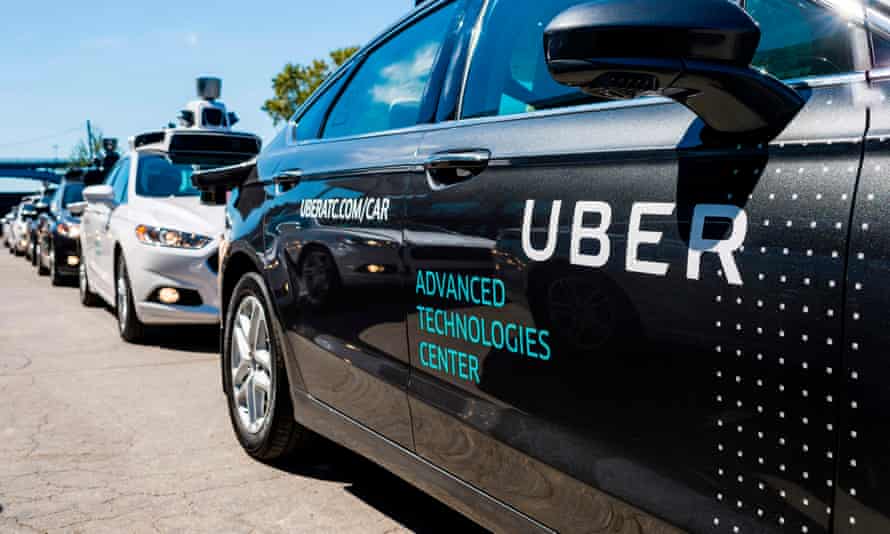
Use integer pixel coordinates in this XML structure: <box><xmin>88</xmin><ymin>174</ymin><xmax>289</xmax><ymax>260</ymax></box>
<box><xmin>126</xmin><ymin>241</ymin><xmax>220</xmax><ymax>326</ymax></box>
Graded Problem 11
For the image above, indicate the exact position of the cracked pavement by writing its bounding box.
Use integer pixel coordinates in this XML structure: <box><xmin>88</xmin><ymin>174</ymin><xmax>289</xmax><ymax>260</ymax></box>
<box><xmin>0</xmin><ymin>252</ymin><xmax>484</xmax><ymax>533</ymax></box>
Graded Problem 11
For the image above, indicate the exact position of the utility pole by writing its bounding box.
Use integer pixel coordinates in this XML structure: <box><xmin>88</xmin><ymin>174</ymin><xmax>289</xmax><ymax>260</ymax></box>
<box><xmin>86</xmin><ymin>120</ymin><xmax>95</xmax><ymax>161</ymax></box>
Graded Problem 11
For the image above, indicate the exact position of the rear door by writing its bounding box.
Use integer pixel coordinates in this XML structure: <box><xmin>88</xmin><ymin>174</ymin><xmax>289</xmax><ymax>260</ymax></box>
<box><xmin>406</xmin><ymin>0</ymin><xmax>868</xmax><ymax>532</ymax></box>
<box><xmin>260</xmin><ymin>0</ymin><xmax>460</xmax><ymax>449</ymax></box>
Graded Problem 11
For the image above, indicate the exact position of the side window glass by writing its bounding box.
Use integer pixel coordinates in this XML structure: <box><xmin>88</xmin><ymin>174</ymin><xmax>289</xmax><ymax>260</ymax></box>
<box><xmin>103</xmin><ymin>162</ymin><xmax>121</xmax><ymax>186</ymax></box>
<box><xmin>461</xmin><ymin>0</ymin><xmax>603</xmax><ymax>120</ymax></box>
<box><xmin>322</xmin><ymin>3</ymin><xmax>457</xmax><ymax>139</ymax></box>
<box><xmin>294</xmin><ymin>73</ymin><xmax>349</xmax><ymax>142</ymax></box>
<box><xmin>112</xmin><ymin>159</ymin><xmax>130</xmax><ymax>205</ymax></box>
<box><xmin>746</xmin><ymin>0</ymin><xmax>855</xmax><ymax>79</ymax></box>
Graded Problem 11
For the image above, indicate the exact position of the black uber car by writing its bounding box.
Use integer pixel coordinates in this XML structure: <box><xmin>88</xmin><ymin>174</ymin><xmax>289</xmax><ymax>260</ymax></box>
<box><xmin>35</xmin><ymin>176</ymin><xmax>85</xmax><ymax>284</ymax></box>
<box><xmin>195</xmin><ymin>0</ymin><xmax>890</xmax><ymax>532</ymax></box>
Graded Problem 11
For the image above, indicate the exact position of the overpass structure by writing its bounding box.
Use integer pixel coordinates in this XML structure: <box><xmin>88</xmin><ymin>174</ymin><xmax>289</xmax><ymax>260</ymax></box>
<box><xmin>0</xmin><ymin>159</ymin><xmax>70</xmax><ymax>184</ymax></box>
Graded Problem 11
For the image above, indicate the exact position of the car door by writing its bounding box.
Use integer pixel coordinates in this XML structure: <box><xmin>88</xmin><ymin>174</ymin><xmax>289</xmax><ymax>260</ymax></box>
<box><xmin>96</xmin><ymin>157</ymin><xmax>131</xmax><ymax>296</ymax></box>
<box><xmin>259</xmin><ymin>0</ymin><xmax>460</xmax><ymax>449</ymax></box>
<box><xmin>83</xmin><ymin>160</ymin><xmax>123</xmax><ymax>297</ymax></box>
<box><xmin>405</xmin><ymin>0</ymin><xmax>869</xmax><ymax>532</ymax></box>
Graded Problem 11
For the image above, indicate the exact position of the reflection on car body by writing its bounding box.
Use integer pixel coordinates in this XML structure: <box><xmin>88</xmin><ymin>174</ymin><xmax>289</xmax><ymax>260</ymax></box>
<box><xmin>192</xmin><ymin>0</ymin><xmax>890</xmax><ymax>532</ymax></box>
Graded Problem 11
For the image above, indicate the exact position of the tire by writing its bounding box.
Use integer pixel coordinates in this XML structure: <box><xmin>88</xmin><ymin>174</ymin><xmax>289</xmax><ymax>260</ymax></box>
<box><xmin>37</xmin><ymin>243</ymin><xmax>48</xmax><ymax>276</ymax></box>
<box><xmin>79</xmin><ymin>262</ymin><xmax>101</xmax><ymax>307</ymax></box>
<box><xmin>48</xmin><ymin>247</ymin><xmax>63</xmax><ymax>285</ymax></box>
<box><xmin>299</xmin><ymin>248</ymin><xmax>340</xmax><ymax>308</ymax></box>
<box><xmin>28</xmin><ymin>240</ymin><xmax>36</xmax><ymax>265</ymax></box>
<box><xmin>116</xmin><ymin>254</ymin><xmax>145</xmax><ymax>343</ymax></box>
<box><xmin>223</xmin><ymin>272</ymin><xmax>311</xmax><ymax>461</ymax></box>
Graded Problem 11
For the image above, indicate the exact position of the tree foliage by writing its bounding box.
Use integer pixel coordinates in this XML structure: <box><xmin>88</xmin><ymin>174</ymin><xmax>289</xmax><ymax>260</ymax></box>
<box><xmin>262</xmin><ymin>46</ymin><xmax>359</xmax><ymax>125</ymax></box>
<box><xmin>69</xmin><ymin>127</ymin><xmax>105</xmax><ymax>167</ymax></box>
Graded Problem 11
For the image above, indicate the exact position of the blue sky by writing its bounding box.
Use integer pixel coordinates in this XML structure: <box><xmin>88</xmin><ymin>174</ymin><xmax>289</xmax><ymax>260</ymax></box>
<box><xmin>0</xmin><ymin>0</ymin><xmax>411</xmax><ymax>160</ymax></box>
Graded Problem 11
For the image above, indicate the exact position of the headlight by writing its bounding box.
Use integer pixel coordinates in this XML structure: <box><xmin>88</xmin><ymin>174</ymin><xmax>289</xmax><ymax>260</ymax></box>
<box><xmin>57</xmin><ymin>223</ymin><xmax>80</xmax><ymax>239</ymax></box>
<box><xmin>135</xmin><ymin>224</ymin><xmax>211</xmax><ymax>249</ymax></box>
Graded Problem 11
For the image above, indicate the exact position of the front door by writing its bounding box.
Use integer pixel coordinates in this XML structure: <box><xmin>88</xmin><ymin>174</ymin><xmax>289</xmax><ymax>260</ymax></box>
<box><xmin>405</xmin><ymin>0</ymin><xmax>868</xmax><ymax>532</ymax></box>
<box><xmin>261</xmin><ymin>0</ymin><xmax>459</xmax><ymax>448</ymax></box>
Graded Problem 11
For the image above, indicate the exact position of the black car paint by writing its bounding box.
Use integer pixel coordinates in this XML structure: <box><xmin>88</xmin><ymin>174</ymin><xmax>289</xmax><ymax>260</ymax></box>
<box><xmin>209</xmin><ymin>1</ymin><xmax>890</xmax><ymax>532</ymax></box>
<box><xmin>35</xmin><ymin>179</ymin><xmax>85</xmax><ymax>278</ymax></box>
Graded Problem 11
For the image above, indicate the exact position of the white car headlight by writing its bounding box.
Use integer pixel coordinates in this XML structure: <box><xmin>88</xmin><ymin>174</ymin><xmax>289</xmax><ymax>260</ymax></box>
<box><xmin>57</xmin><ymin>223</ymin><xmax>80</xmax><ymax>239</ymax></box>
<box><xmin>135</xmin><ymin>224</ymin><xmax>211</xmax><ymax>249</ymax></box>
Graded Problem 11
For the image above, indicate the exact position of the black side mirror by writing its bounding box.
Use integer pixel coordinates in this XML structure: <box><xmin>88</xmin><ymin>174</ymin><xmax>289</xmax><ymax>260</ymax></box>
<box><xmin>67</xmin><ymin>201</ymin><xmax>88</xmax><ymax>216</ymax></box>
<box><xmin>544</xmin><ymin>0</ymin><xmax>805</xmax><ymax>139</ymax></box>
<box><xmin>200</xmin><ymin>188</ymin><xmax>228</xmax><ymax>206</ymax></box>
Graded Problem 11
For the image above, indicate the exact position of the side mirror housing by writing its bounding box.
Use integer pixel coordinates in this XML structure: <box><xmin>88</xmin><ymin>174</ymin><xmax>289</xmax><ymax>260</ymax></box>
<box><xmin>544</xmin><ymin>0</ymin><xmax>805</xmax><ymax>139</ymax></box>
<box><xmin>192</xmin><ymin>159</ymin><xmax>256</xmax><ymax>206</ymax></box>
<box><xmin>82</xmin><ymin>184</ymin><xmax>115</xmax><ymax>206</ymax></box>
<box><xmin>200</xmin><ymin>188</ymin><xmax>228</xmax><ymax>206</ymax></box>
<box><xmin>67</xmin><ymin>201</ymin><xmax>88</xmax><ymax>216</ymax></box>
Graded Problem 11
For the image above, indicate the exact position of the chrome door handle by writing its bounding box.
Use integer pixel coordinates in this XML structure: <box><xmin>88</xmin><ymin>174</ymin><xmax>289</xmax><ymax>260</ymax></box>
<box><xmin>424</xmin><ymin>149</ymin><xmax>490</xmax><ymax>190</ymax></box>
<box><xmin>274</xmin><ymin>169</ymin><xmax>303</xmax><ymax>194</ymax></box>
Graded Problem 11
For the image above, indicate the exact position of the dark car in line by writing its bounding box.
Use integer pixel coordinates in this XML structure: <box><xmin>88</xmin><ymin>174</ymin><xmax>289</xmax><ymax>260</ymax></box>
<box><xmin>35</xmin><ymin>177</ymin><xmax>85</xmax><ymax>284</ymax></box>
<box><xmin>193</xmin><ymin>0</ymin><xmax>890</xmax><ymax>532</ymax></box>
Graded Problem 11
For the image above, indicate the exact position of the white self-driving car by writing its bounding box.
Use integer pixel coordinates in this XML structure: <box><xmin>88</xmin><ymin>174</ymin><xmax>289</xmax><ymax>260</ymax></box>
<box><xmin>78</xmin><ymin>79</ymin><xmax>260</xmax><ymax>341</ymax></box>
<box><xmin>79</xmin><ymin>127</ymin><xmax>260</xmax><ymax>341</ymax></box>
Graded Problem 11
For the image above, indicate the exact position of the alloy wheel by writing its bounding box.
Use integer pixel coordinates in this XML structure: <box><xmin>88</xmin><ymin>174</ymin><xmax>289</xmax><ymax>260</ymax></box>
<box><xmin>79</xmin><ymin>264</ymin><xmax>87</xmax><ymax>295</ymax></box>
<box><xmin>117</xmin><ymin>272</ymin><xmax>128</xmax><ymax>333</ymax></box>
<box><xmin>230</xmin><ymin>295</ymin><xmax>273</xmax><ymax>434</ymax></box>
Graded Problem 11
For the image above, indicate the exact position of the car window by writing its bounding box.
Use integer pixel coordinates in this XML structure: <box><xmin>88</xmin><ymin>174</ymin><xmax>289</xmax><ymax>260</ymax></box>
<box><xmin>322</xmin><ymin>2</ymin><xmax>457</xmax><ymax>139</ymax></box>
<box><xmin>113</xmin><ymin>158</ymin><xmax>130</xmax><ymax>204</ymax></box>
<box><xmin>104</xmin><ymin>160</ymin><xmax>124</xmax><ymax>186</ymax></box>
<box><xmin>460</xmin><ymin>0</ymin><xmax>856</xmax><ymax>121</ymax></box>
<box><xmin>461</xmin><ymin>0</ymin><xmax>604</xmax><ymax>120</ymax></box>
<box><xmin>746</xmin><ymin>0</ymin><xmax>855</xmax><ymax>79</ymax></box>
<box><xmin>135</xmin><ymin>154</ymin><xmax>201</xmax><ymax>198</ymax></box>
<box><xmin>293</xmin><ymin>73</ymin><xmax>349</xmax><ymax>142</ymax></box>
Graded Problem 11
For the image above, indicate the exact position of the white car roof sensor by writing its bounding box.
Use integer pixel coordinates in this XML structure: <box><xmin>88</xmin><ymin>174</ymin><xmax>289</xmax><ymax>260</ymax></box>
<box><xmin>177</xmin><ymin>77</ymin><xmax>239</xmax><ymax>132</ymax></box>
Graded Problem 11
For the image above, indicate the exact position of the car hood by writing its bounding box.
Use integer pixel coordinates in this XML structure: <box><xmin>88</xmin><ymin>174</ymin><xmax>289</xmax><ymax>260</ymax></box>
<box><xmin>131</xmin><ymin>196</ymin><xmax>224</xmax><ymax>236</ymax></box>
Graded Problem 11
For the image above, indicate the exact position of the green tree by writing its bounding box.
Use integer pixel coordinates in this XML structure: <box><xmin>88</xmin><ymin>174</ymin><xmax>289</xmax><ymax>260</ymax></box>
<box><xmin>69</xmin><ymin>127</ymin><xmax>105</xmax><ymax>167</ymax></box>
<box><xmin>262</xmin><ymin>46</ymin><xmax>359</xmax><ymax>125</ymax></box>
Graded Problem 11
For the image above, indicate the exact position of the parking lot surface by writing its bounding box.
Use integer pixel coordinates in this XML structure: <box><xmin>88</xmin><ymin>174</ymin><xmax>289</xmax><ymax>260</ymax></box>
<box><xmin>0</xmin><ymin>252</ymin><xmax>484</xmax><ymax>533</ymax></box>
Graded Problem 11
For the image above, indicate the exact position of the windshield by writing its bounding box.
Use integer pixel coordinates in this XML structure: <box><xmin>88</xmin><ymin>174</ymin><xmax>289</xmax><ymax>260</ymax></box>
<box><xmin>135</xmin><ymin>154</ymin><xmax>201</xmax><ymax>198</ymax></box>
<box><xmin>62</xmin><ymin>183</ymin><xmax>85</xmax><ymax>207</ymax></box>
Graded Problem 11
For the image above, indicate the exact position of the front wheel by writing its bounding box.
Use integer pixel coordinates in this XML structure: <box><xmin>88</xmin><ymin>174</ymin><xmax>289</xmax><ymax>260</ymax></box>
<box><xmin>116</xmin><ymin>255</ymin><xmax>145</xmax><ymax>343</ymax></box>
<box><xmin>223</xmin><ymin>272</ymin><xmax>311</xmax><ymax>461</ymax></box>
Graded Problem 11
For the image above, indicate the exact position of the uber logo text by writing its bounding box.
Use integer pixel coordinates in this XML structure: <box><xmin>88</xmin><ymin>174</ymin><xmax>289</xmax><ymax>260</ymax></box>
<box><xmin>521</xmin><ymin>200</ymin><xmax>748</xmax><ymax>286</ymax></box>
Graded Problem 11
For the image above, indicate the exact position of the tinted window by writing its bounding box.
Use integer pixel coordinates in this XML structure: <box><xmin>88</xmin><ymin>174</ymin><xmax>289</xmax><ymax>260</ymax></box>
<box><xmin>135</xmin><ymin>154</ymin><xmax>200</xmax><ymax>198</ymax></box>
<box><xmin>62</xmin><ymin>183</ymin><xmax>85</xmax><ymax>207</ymax></box>
<box><xmin>294</xmin><ymin>73</ymin><xmax>349</xmax><ymax>141</ymax></box>
<box><xmin>113</xmin><ymin>159</ymin><xmax>130</xmax><ymax>204</ymax></box>
<box><xmin>747</xmin><ymin>0</ymin><xmax>854</xmax><ymax>79</ymax></box>
<box><xmin>323</xmin><ymin>3</ymin><xmax>456</xmax><ymax>139</ymax></box>
<box><xmin>461</xmin><ymin>0</ymin><xmax>601</xmax><ymax>120</ymax></box>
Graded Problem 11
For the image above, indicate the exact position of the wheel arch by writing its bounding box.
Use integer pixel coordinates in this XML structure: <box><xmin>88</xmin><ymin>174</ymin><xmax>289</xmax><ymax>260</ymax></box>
<box><xmin>221</xmin><ymin>246</ymin><xmax>308</xmax><ymax>394</ymax></box>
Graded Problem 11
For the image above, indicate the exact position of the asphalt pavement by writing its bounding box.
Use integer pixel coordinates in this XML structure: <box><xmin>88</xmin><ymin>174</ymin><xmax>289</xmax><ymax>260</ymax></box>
<box><xmin>0</xmin><ymin>249</ymin><xmax>485</xmax><ymax>533</ymax></box>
